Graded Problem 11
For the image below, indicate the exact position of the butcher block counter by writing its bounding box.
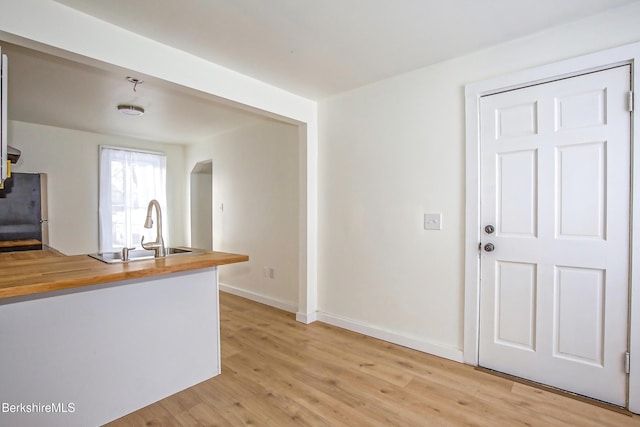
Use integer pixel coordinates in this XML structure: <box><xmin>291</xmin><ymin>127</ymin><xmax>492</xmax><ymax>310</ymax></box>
<box><xmin>0</xmin><ymin>246</ymin><xmax>248</xmax><ymax>299</ymax></box>
<box><xmin>0</xmin><ymin>246</ymin><xmax>249</xmax><ymax>427</ymax></box>
<box><xmin>0</xmin><ymin>238</ymin><xmax>43</xmax><ymax>250</ymax></box>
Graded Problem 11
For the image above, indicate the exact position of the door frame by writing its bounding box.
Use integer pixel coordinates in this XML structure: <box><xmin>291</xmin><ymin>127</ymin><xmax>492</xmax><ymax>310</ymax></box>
<box><xmin>464</xmin><ymin>41</ymin><xmax>640</xmax><ymax>411</ymax></box>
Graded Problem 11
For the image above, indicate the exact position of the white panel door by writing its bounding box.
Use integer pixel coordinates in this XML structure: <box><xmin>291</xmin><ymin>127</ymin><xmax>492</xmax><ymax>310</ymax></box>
<box><xmin>479</xmin><ymin>65</ymin><xmax>631</xmax><ymax>406</ymax></box>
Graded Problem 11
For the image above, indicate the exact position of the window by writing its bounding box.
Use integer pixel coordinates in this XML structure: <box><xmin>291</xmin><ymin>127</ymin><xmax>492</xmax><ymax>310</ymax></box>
<box><xmin>99</xmin><ymin>147</ymin><xmax>167</xmax><ymax>252</ymax></box>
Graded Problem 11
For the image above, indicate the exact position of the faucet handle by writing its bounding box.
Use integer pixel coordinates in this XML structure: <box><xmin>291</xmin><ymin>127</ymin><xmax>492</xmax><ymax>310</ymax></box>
<box><xmin>140</xmin><ymin>236</ymin><xmax>152</xmax><ymax>249</ymax></box>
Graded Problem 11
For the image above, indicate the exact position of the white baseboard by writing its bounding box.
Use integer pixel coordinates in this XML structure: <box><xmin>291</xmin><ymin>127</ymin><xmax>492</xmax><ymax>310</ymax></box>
<box><xmin>219</xmin><ymin>284</ymin><xmax>464</xmax><ymax>363</ymax></box>
<box><xmin>295</xmin><ymin>311</ymin><xmax>318</xmax><ymax>324</ymax></box>
<box><xmin>219</xmin><ymin>283</ymin><xmax>297</xmax><ymax>313</ymax></box>
<box><xmin>316</xmin><ymin>311</ymin><xmax>464</xmax><ymax>363</ymax></box>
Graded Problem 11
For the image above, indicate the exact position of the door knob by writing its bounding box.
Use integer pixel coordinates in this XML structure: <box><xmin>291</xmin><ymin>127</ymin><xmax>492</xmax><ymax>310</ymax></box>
<box><xmin>484</xmin><ymin>243</ymin><xmax>495</xmax><ymax>252</ymax></box>
<box><xmin>485</xmin><ymin>225</ymin><xmax>495</xmax><ymax>234</ymax></box>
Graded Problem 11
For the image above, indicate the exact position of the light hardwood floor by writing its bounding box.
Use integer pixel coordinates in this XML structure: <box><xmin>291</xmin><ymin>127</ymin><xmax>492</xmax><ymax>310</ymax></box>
<box><xmin>107</xmin><ymin>292</ymin><xmax>640</xmax><ymax>426</ymax></box>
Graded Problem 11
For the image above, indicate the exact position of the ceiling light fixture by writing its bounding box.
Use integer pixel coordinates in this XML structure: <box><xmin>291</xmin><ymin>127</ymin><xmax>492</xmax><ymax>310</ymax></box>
<box><xmin>117</xmin><ymin>104</ymin><xmax>145</xmax><ymax>116</ymax></box>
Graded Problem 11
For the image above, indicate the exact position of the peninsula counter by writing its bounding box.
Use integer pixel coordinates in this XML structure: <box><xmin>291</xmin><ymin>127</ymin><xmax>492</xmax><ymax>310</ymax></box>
<box><xmin>0</xmin><ymin>247</ymin><xmax>248</xmax><ymax>427</ymax></box>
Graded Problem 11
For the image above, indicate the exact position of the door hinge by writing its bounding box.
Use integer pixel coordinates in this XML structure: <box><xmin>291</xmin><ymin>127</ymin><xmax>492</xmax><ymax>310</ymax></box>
<box><xmin>625</xmin><ymin>352</ymin><xmax>631</xmax><ymax>374</ymax></box>
<box><xmin>628</xmin><ymin>91</ymin><xmax>634</xmax><ymax>112</ymax></box>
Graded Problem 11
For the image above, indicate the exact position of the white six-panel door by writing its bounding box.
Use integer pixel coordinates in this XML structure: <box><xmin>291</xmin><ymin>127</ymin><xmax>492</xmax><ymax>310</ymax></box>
<box><xmin>479</xmin><ymin>65</ymin><xmax>631</xmax><ymax>405</ymax></box>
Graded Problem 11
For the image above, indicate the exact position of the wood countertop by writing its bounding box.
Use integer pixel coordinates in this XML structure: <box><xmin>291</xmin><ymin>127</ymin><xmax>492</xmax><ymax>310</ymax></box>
<box><xmin>0</xmin><ymin>239</ymin><xmax>43</xmax><ymax>248</ymax></box>
<box><xmin>0</xmin><ymin>248</ymin><xmax>248</xmax><ymax>300</ymax></box>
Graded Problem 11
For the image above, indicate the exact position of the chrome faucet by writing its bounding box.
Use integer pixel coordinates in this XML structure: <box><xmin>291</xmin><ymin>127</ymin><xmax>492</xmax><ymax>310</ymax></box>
<box><xmin>141</xmin><ymin>199</ymin><xmax>166</xmax><ymax>257</ymax></box>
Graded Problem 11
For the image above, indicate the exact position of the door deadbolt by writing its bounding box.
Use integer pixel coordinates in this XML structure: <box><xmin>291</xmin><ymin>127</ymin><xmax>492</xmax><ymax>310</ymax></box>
<box><xmin>484</xmin><ymin>225</ymin><xmax>495</xmax><ymax>234</ymax></box>
<box><xmin>484</xmin><ymin>243</ymin><xmax>495</xmax><ymax>252</ymax></box>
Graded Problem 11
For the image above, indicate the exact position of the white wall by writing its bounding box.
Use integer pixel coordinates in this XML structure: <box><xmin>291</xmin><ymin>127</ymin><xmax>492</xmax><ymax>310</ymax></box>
<box><xmin>186</xmin><ymin>120</ymin><xmax>299</xmax><ymax>310</ymax></box>
<box><xmin>8</xmin><ymin>120</ymin><xmax>185</xmax><ymax>255</ymax></box>
<box><xmin>317</xmin><ymin>2</ymin><xmax>640</xmax><ymax>360</ymax></box>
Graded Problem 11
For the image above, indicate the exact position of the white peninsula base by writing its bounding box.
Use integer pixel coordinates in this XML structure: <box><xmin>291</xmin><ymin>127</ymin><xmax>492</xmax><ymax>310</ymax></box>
<box><xmin>0</xmin><ymin>267</ymin><xmax>220</xmax><ymax>427</ymax></box>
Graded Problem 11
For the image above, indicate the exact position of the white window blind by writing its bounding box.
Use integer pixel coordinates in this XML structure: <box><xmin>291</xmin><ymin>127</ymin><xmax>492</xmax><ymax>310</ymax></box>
<box><xmin>99</xmin><ymin>147</ymin><xmax>167</xmax><ymax>252</ymax></box>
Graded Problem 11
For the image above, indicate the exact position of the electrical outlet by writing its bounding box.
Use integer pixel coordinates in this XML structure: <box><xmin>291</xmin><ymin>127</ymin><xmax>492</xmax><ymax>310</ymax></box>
<box><xmin>263</xmin><ymin>267</ymin><xmax>275</xmax><ymax>279</ymax></box>
<box><xmin>424</xmin><ymin>213</ymin><xmax>442</xmax><ymax>230</ymax></box>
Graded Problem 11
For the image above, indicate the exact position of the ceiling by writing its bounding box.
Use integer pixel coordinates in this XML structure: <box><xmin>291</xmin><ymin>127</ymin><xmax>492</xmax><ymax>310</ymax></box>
<box><xmin>2</xmin><ymin>42</ymin><xmax>268</xmax><ymax>145</ymax></box>
<box><xmin>3</xmin><ymin>0</ymin><xmax>638</xmax><ymax>144</ymax></box>
<box><xmin>55</xmin><ymin>0</ymin><xmax>639</xmax><ymax>99</ymax></box>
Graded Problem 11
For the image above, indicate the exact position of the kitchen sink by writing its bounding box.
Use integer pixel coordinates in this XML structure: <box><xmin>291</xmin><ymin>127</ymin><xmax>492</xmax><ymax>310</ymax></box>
<box><xmin>88</xmin><ymin>247</ymin><xmax>202</xmax><ymax>264</ymax></box>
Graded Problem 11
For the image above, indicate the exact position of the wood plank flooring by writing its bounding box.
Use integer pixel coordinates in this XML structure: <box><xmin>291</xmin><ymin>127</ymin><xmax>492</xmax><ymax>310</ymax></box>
<box><xmin>106</xmin><ymin>292</ymin><xmax>640</xmax><ymax>426</ymax></box>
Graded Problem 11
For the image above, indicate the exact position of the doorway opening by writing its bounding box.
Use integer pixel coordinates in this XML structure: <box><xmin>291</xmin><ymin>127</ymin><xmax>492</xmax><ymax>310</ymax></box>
<box><xmin>190</xmin><ymin>160</ymin><xmax>213</xmax><ymax>250</ymax></box>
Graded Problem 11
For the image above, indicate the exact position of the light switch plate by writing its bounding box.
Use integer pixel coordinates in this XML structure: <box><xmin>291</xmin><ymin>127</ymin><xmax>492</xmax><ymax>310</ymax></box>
<box><xmin>424</xmin><ymin>213</ymin><xmax>442</xmax><ymax>230</ymax></box>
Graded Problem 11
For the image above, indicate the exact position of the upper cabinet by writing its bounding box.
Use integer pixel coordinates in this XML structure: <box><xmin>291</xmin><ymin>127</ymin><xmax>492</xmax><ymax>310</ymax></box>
<box><xmin>0</xmin><ymin>46</ymin><xmax>7</xmax><ymax>186</ymax></box>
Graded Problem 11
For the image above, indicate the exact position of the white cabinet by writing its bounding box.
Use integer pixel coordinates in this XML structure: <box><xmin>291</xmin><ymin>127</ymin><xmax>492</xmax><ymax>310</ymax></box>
<box><xmin>0</xmin><ymin>268</ymin><xmax>221</xmax><ymax>427</ymax></box>
<box><xmin>0</xmin><ymin>46</ymin><xmax>7</xmax><ymax>186</ymax></box>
